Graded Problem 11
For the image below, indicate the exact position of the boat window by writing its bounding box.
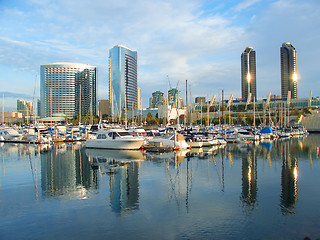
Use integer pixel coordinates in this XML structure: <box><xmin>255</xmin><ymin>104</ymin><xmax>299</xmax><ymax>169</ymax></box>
<box><xmin>101</xmin><ymin>134</ymin><xmax>106</xmax><ymax>139</ymax></box>
<box><xmin>97</xmin><ymin>134</ymin><xmax>102</xmax><ymax>139</ymax></box>
<box><xmin>118</xmin><ymin>131</ymin><xmax>130</xmax><ymax>136</ymax></box>
<box><xmin>108</xmin><ymin>132</ymin><xmax>119</xmax><ymax>139</ymax></box>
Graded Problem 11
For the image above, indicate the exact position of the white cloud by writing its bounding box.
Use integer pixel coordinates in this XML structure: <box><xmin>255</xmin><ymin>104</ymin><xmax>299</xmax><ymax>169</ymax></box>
<box><xmin>233</xmin><ymin>0</ymin><xmax>261</xmax><ymax>12</ymax></box>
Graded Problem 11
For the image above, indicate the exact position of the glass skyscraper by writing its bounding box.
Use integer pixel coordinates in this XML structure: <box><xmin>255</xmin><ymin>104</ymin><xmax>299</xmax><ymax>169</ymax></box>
<box><xmin>109</xmin><ymin>45</ymin><xmax>138</xmax><ymax>118</ymax></box>
<box><xmin>40</xmin><ymin>62</ymin><xmax>96</xmax><ymax>118</ymax></box>
<box><xmin>149</xmin><ymin>91</ymin><xmax>165</xmax><ymax>108</ymax></box>
<box><xmin>241</xmin><ymin>46</ymin><xmax>256</xmax><ymax>101</ymax></box>
<box><xmin>281</xmin><ymin>42</ymin><xmax>297</xmax><ymax>99</ymax></box>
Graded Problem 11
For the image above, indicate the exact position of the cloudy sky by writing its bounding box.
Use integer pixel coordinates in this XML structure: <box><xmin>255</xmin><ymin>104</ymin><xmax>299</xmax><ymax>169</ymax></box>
<box><xmin>0</xmin><ymin>0</ymin><xmax>319</xmax><ymax>110</ymax></box>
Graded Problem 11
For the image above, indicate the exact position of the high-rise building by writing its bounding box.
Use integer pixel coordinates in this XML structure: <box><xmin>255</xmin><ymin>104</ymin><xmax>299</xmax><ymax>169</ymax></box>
<box><xmin>37</xmin><ymin>99</ymin><xmax>41</xmax><ymax>117</ymax></box>
<box><xmin>168</xmin><ymin>88</ymin><xmax>183</xmax><ymax>108</ymax></box>
<box><xmin>137</xmin><ymin>87</ymin><xmax>141</xmax><ymax>110</ymax></box>
<box><xmin>281</xmin><ymin>42</ymin><xmax>297</xmax><ymax>99</ymax></box>
<box><xmin>241</xmin><ymin>47</ymin><xmax>256</xmax><ymax>101</ymax></box>
<box><xmin>17</xmin><ymin>99</ymin><xmax>33</xmax><ymax>117</ymax></box>
<box><xmin>109</xmin><ymin>45</ymin><xmax>138</xmax><ymax>117</ymax></box>
<box><xmin>149</xmin><ymin>91</ymin><xmax>165</xmax><ymax>108</ymax></box>
<box><xmin>40</xmin><ymin>62</ymin><xmax>96</xmax><ymax>118</ymax></box>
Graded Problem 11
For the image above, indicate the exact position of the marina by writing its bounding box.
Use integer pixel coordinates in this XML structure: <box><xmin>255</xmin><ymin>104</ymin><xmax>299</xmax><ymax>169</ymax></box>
<box><xmin>0</xmin><ymin>133</ymin><xmax>320</xmax><ymax>239</ymax></box>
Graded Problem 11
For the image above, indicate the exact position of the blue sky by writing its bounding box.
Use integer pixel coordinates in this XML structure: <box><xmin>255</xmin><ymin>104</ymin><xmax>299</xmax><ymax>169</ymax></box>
<box><xmin>1</xmin><ymin>0</ymin><xmax>320</xmax><ymax>111</ymax></box>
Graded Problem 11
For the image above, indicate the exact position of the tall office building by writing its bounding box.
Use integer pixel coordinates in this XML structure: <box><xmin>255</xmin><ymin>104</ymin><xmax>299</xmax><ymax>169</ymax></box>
<box><xmin>241</xmin><ymin>47</ymin><xmax>256</xmax><ymax>101</ymax></box>
<box><xmin>40</xmin><ymin>63</ymin><xmax>96</xmax><ymax>118</ymax></box>
<box><xmin>109</xmin><ymin>45</ymin><xmax>138</xmax><ymax>117</ymax></box>
<box><xmin>168</xmin><ymin>88</ymin><xmax>183</xmax><ymax>107</ymax></box>
<box><xmin>17</xmin><ymin>99</ymin><xmax>33</xmax><ymax>117</ymax></box>
<box><xmin>137</xmin><ymin>87</ymin><xmax>141</xmax><ymax>110</ymax></box>
<box><xmin>149</xmin><ymin>91</ymin><xmax>165</xmax><ymax>108</ymax></box>
<box><xmin>281</xmin><ymin>42</ymin><xmax>297</xmax><ymax>99</ymax></box>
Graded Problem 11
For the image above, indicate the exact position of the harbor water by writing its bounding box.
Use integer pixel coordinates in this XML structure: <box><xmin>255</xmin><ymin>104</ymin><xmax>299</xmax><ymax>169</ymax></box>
<box><xmin>1</xmin><ymin>135</ymin><xmax>320</xmax><ymax>239</ymax></box>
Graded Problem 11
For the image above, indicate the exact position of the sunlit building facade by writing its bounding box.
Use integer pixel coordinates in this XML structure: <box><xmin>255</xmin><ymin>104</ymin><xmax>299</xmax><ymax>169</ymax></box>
<box><xmin>40</xmin><ymin>63</ymin><xmax>97</xmax><ymax>118</ymax></box>
<box><xmin>241</xmin><ymin>47</ymin><xmax>256</xmax><ymax>101</ymax></box>
<box><xmin>149</xmin><ymin>91</ymin><xmax>165</xmax><ymax>108</ymax></box>
<box><xmin>281</xmin><ymin>42</ymin><xmax>297</xmax><ymax>99</ymax></box>
<box><xmin>109</xmin><ymin>45</ymin><xmax>138</xmax><ymax>118</ymax></box>
<box><xmin>17</xmin><ymin>99</ymin><xmax>33</xmax><ymax>117</ymax></box>
<box><xmin>168</xmin><ymin>88</ymin><xmax>183</xmax><ymax>107</ymax></box>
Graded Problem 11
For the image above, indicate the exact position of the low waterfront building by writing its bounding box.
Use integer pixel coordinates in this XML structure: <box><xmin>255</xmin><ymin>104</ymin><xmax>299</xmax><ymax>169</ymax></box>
<box><xmin>1</xmin><ymin>112</ymin><xmax>23</xmax><ymax>124</ymax></box>
<box><xmin>99</xmin><ymin>100</ymin><xmax>110</xmax><ymax>117</ymax></box>
<box><xmin>195</xmin><ymin>97</ymin><xmax>206</xmax><ymax>104</ymax></box>
<box><xmin>298</xmin><ymin>110</ymin><xmax>320</xmax><ymax>132</ymax></box>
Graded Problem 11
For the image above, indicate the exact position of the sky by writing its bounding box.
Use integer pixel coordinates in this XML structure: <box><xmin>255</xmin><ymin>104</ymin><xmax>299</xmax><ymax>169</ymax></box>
<box><xmin>0</xmin><ymin>0</ymin><xmax>320</xmax><ymax>111</ymax></box>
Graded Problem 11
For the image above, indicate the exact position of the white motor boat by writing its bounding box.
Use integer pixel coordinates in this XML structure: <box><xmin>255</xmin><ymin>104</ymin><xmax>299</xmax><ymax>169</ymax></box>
<box><xmin>148</xmin><ymin>133</ymin><xmax>190</xmax><ymax>150</ymax></box>
<box><xmin>0</xmin><ymin>128</ymin><xmax>22</xmax><ymax>141</ymax></box>
<box><xmin>85</xmin><ymin>129</ymin><xmax>144</xmax><ymax>150</ymax></box>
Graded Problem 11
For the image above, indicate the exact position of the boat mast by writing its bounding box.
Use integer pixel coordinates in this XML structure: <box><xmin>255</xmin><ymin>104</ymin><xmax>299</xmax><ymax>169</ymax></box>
<box><xmin>221</xmin><ymin>89</ymin><xmax>224</xmax><ymax>127</ymax></box>
<box><xmin>50</xmin><ymin>88</ymin><xmax>52</xmax><ymax>126</ymax></box>
<box><xmin>33</xmin><ymin>75</ymin><xmax>37</xmax><ymax>125</ymax></box>
<box><xmin>2</xmin><ymin>93</ymin><xmax>4</xmax><ymax>124</ymax></box>
<box><xmin>200</xmin><ymin>101</ymin><xmax>203</xmax><ymax>127</ymax></box>
<box><xmin>90</xmin><ymin>81</ymin><xmax>93</xmax><ymax>125</ymax></box>
<box><xmin>166</xmin><ymin>75</ymin><xmax>169</xmax><ymax>127</ymax></box>
<box><xmin>253</xmin><ymin>97</ymin><xmax>256</xmax><ymax>128</ymax></box>
<box><xmin>79</xmin><ymin>85</ymin><xmax>81</xmax><ymax>125</ymax></box>
<box><xmin>287</xmin><ymin>91</ymin><xmax>291</xmax><ymax>128</ymax></box>
<box><xmin>207</xmin><ymin>94</ymin><xmax>209</xmax><ymax>127</ymax></box>
<box><xmin>185</xmin><ymin>79</ymin><xmax>187</xmax><ymax>127</ymax></box>
<box><xmin>189</xmin><ymin>84</ymin><xmax>192</xmax><ymax>126</ymax></box>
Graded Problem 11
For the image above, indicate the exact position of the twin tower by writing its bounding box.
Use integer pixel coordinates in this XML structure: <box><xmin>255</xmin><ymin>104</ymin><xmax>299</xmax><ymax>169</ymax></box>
<box><xmin>241</xmin><ymin>42</ymin><xmax>297</xmax><ymax>101</ymax></box>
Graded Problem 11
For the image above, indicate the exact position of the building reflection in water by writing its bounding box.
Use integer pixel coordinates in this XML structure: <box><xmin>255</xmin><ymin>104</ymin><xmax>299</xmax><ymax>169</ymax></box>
<box><xmin>41</xmin><ymin>143</ymin><xmax>98</xmax><ymax>199</ymax></box>
<box><xmin>240</xmin><ymin>150</ymin><xmax>258</xmax><ymax>212</ymax></box>
<box><xmin>109</xmin><ymin>161</ymin><xmax>140</xmax><ymax>216</ymax></box>
<box><xmin>85</xmin><ymin>149</ymin><xmax>145</xmax><ymax>216</ymax></box>
<box><xmin>280</xmin><ymin>141</ymin><xmax>298</xmax><ymax>215</ymax></box>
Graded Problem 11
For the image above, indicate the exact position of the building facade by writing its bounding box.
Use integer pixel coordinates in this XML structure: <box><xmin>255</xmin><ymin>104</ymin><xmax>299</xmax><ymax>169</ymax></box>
<box><xmin>195</xmin><ymin>97</ymin><xmax>206</xmax><ymax>104</ymax></box>
<box><xmin>40</xmin><ymin>62</ymin><xmax>96</xmax><ymax>118</ymax></box>
<box><xmin>137</xmin><ymin>87</ymin><xmax>141</xmax><ymax>110</ymax></box>
<box><xmin>149</xmin><ymin>91</ymin><xmax>165</xmax><ymax>108</ymax></box>
<box><xmin>241</xmin><ymin>46</ymin><xmax>256</xmax><ymax>101</ymax></box>
<box><xmin>98</xmin><ymin>100</ymin><xmax>110</xmax><ymax>117</ymax></box>
<box><xmin>281</xmin><ymin>42</ymin><xmax>297</xmax><ymax>99</ymax></box>
<box><xmin>17</xmin><ymin>99</ymin><xmax>33</xmax><ymax>117</ymax></box>
<box><xmin>168</xmin><ymin>88</ymin><xmax>183</xmax><ymax>108</ymax></box>
<box><xmin>109</xmin><ymin>45</ymin><xmax>138</xmax><ymax>118</ymax></box>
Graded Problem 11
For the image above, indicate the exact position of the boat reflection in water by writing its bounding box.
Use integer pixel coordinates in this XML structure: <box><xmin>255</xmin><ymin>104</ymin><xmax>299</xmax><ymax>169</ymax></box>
<box><xmin>86</xmin><ymin>149</ymin><xmax>146</xmax><ymax>216</ymax></box>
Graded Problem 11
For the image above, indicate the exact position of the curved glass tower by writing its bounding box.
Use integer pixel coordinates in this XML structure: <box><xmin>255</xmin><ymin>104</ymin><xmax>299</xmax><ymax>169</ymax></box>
<box><xmin>109</xmin><ymin>45</ymin><xmax>138</xmax><ymax>118</ymax></box>
<box><xmin>281</xmin><ymin>42</ymin><xmax>297</xmax><ymax>99</ymax></box>
<box><xmin>40</xmin><ymin>62</ymin><xmax>96</xmax><ymax>118</ymax></box>
<box><xmin>241</xmin><ymin>46</ymin><xmax>256</xmax><ymax>101</ymax></box>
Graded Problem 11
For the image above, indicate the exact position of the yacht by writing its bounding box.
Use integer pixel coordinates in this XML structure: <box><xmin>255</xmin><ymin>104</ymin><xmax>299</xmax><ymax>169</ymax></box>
<box><xmin>0</xmin><ymin>128</ymin><xmax>22</xmax><ymax>141</ymax></box>
<box><xmin>148</xmin><ymin>133</ymin><xmax>190</xmax><ymax>150</ymax></box>
<box><xmin>85</xmin><ymin>129</ymin><xmax>144</xmax><ymax>150</ymax></box>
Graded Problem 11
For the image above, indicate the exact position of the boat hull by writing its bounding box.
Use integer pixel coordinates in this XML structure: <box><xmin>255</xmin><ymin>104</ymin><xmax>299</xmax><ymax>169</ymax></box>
<box><xmin>85</xmin><ymin>139</ymin><xmax>144</xmax><ymax>150</ymax></box>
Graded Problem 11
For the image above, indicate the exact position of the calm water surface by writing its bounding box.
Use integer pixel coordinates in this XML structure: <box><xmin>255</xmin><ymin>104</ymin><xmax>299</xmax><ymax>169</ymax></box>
<box><xmin>1</xmin><ymin>135</ymin><xmax>320</xmax><ymax>240</ymax></box>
